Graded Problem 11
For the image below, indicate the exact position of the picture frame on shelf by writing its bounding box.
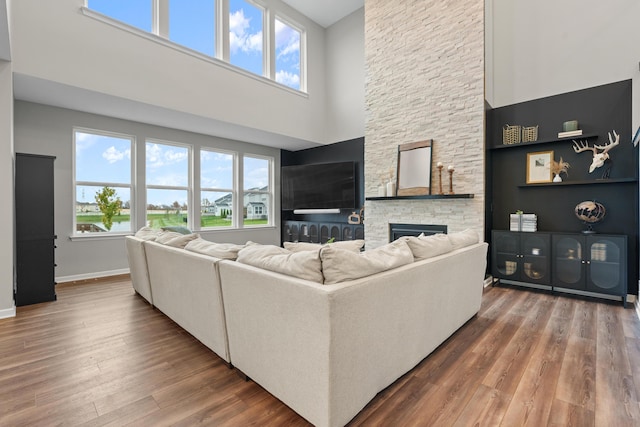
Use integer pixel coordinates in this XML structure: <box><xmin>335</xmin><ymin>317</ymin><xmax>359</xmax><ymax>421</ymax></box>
<box><xmin>526</xmin><ymin>150</ymin><xmax>553</xmax><ymax>184</ymax></box>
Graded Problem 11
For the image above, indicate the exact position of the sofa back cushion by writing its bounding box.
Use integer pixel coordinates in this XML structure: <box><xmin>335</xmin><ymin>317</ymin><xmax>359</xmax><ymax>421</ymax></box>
<box><xmin>134</xmin><ymin>226</ymin><xmax>162</xmax><ymax>241</ymax></box>
<box><xmin>237</xmin><ymin>244</ymin><xmax>324</xmax><ymax>283</ymax></box>
<box><xmin>320</xmin><ymin>239</ymin><xmax>414</xmax><ymax>285</ymax></box>
<box><xmin>284</xmin><ymin>239</ymin><xmax>365</xmax><ymax>253</ymax></box>
<box><xmin>155</xmin><ymin>231</ymin><xmax>200</xmax><ymax>248</ymax></box>
<box><xmin>184</xmin><ymin>238</ymin><xmax>245</xmax><ymax>260</ymax></box>
<box><xmin>448</xmin><ymin>229</ymin><xmax>480</xmax><ymax>250</ymax></box>
<box><xmin>402</xmin><ymin>233</ymin><xmax>453</xmax><ymax>260</ymax></box>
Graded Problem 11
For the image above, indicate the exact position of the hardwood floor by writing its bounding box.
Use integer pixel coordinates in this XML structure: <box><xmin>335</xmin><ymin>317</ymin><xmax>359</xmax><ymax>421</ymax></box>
<box><xmin>1</xmin><ymin>277</ymin><xmax>639</xmax><ymax>426</ymax></box>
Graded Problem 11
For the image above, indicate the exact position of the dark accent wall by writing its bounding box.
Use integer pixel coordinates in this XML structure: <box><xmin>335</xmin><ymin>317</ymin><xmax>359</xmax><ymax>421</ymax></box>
<box><xmin>486</xmin><ymin>80</ymin><xmax>638</xmax><ymax>295</ymax></box>
<box><xmin>281</xmin><ymin>137</ymin><xmax>364</xmax><ymax>224</ymax></box>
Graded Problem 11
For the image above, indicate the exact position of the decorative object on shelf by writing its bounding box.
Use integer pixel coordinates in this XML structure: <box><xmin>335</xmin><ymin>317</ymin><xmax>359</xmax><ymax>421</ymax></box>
<box><xmin>503</xmin><ymin>124</ymin><xmax>521</xmax><ymax>145</ymax></box>
<box><xmin>572</xmin><ymin>130</ymin><xmax>619</xmax><ymax>176</ymax></box>
<box><xmin>348</xmin><ymin>206</ymin><xmax>364</xmax><ymax>225</ymax></box>
<box><xmin>447</xmin><ymin>165</ymin><xmax>455</xmax><ymax>194</ymax></box>
<box><xmin>558</xmin><ymin>120</ymin><xmax>582</xmax><ymax>138</ymax></box>
<box><xmin>437</xmin><ymin>162</ymin><xmax>444</xmax><ymax>195</ymax></box>
<box><xmin>522</xmin><ymin>125</ymin><xmax>539</xmax><ymax>142</ymax></box>
<box><xmin>550</xmin><ymin>157</ymin><xmax>570</xmax><ymax>182</ymax></box>
<box><xmin>574</xmin><ymin>200</ymin><xmax>606</xmax><ymax>234</ymax></box>
<box><xmin>563</xmin><ymin>120</ymin><xmax>579</xmax><ymax>132</ymax></box>
<box><xmin>526</xmin><ymin>150</ymin><xmax>553</xmax><ymax>184</ymax></box>
<box><xmin>510</xmin><ymin>210</ymin><xmax>537</xmax><ymax>232</ymax></box>
<box><xmin>396</xmin><ymin>140</ymin><xmax>432</xmax><ymax>196</ymax></box>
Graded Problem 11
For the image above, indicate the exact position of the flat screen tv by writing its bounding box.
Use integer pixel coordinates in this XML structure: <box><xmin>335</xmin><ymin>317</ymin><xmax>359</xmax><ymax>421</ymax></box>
<box><xmin>281</xmin><ymin>161</ymin><xmax>356</xmax><ymax>210</ymax></box>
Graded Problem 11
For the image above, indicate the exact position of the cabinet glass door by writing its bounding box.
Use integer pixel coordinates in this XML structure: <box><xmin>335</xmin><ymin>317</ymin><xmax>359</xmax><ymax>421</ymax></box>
<box><xmin>553</xmin><ymin>236</ymin><xmax>584</xmax><ymax>289</ymax></box>
<box><xmin>492</xmin><ymin>232</ymin><xmax>519</xmax><ymax>279</ymax></box>
<box><xmin>521</xmin><ymin>234</ymin><xmax>549</xmax><ymax>283</ymax></box>
<box><xmin>587</xmin><ymin>236</ymin><xmax>625</xmax><ymax>293</ymax></box>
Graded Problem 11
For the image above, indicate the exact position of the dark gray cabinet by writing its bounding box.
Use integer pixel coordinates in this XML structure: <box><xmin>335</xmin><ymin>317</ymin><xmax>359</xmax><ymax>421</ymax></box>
<box><xmin>491</xmin><ymin>231</ymin><xmax>551</xmax><ymax>286</ymax></box>
<box><xmin>492</xmin><ymin>230</ymin><xmax>627</xmax><ymax>304</ymax></box>
<box><xmin>552</xmin><ymin>233</ymin><xmax>627</xmax><ymax>302</ymax></box>
<box><xmin>15</xmin><ymin>153</ymin><xmax>56</xmax><ymax>306</ymax></box>
<box><xmin>282</xmin><ymin>220</ymin><xmax>363</xmax><ymax>244</ymax></box>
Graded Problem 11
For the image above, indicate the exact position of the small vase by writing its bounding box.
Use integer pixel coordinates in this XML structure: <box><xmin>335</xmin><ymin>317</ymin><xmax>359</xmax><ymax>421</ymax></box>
<box><xmin>553</xmin><ymin>174</ymin><xmax>562</xmax><ymax>182</ymax></box>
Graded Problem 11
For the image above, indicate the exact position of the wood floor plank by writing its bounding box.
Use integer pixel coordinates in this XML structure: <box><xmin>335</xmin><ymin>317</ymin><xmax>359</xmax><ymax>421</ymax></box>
<box><xmin>1</xmin><ymin>278</ymin><xmax>639</xmax><ymax>426</ymax></box>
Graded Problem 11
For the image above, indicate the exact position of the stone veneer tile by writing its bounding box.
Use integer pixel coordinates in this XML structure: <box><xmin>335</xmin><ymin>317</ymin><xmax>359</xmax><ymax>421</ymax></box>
<box><xmin>364</xmin><ymin>0</ymin><xmax>485</xmax><ymax>248</ymax></box>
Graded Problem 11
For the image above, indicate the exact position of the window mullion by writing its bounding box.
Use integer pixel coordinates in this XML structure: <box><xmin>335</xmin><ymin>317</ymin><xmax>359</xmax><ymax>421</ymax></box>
<box><xmin>156</xmin><ymin>0</ymin><xmax>169</xmax><ymax>37</ymax></box>
<box><xmin>218</xmin><ymin>0</ymin><xmax>229</xmax><ymax>61</ymax></box>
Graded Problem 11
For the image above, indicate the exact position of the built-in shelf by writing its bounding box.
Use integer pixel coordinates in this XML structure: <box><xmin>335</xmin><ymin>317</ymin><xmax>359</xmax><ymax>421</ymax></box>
<box><xmin>366</xmin><ymin>194</ymin><xmax>474</xmax><ymax>201</ymax></box>
<box><xmin>489</xmin><ymin>134</ymin><xmax>598</xmax><ymax>150</ymax></box>
<box><xmin>517</xmin><ymin>177</ymin><xmax>637</xmax><ymax>188</ymax></box>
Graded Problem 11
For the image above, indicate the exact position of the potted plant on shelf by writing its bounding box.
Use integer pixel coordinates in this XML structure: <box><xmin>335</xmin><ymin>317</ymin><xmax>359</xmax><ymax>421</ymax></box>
<box><xmin>551</xmin><ymin>157</ymin><xmax>570</xmax><ymax>182</ymax></box>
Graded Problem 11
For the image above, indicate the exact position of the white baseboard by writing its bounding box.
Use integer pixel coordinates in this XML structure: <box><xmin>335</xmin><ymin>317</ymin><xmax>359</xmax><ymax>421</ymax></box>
<box><xmin>0</xmin><ymin>306</ymin><xmax>16</xmax><ymax>320</ymax></box>
<box><xmin>56</xmin><ymin>268</ymin><xmax>130</xmax><ymax>284</ymax></box>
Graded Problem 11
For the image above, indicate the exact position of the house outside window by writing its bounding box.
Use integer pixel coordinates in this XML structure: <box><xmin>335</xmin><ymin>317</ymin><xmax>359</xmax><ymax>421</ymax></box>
<box><xmin>74</xmin><ymin>129</ymin><xmax>133</xmax><ymax>234</ymax></box>
<box><xmin>200</xmin><ymin>148</ymin><xmax>235</xmax><ymax>228</ymax></box>
<box><xmin>243</xmin><ymin>155</ymin><xmax>272</xmax><ymax>226</ymax></box>
<box><xmin>146</xmin><ymin>140</ymin><xmax>191</xmax><ymax>229</ymax></box>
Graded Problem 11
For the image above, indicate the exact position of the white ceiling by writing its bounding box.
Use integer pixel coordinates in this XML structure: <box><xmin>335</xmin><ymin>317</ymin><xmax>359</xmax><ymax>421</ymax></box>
<box><xmin>281</xmin><ymin>0</ymin><xmax>363</xmax><ymax>28</ymax></box>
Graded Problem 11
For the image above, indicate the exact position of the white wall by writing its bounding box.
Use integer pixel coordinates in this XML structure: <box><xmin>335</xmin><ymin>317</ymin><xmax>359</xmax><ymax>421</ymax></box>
<box><xmin>489</xmin><ymin>0</ymin><xmax>640</xmax><ymax>123</ymax></box>
<box><xmin>9</xmin><ymin>0</ymin><xmax>328</xmax><ymax>145</ymax></box>
<box><xmin>0</xmin><ymin>59</ymin><xmax>14</xmax><ymax>318</ymax></box>
<box><xmin>325</xmin><ymin>8</ymin><xmax>365</xmax><ymax>144</ymax></box>
<box><xmin>14</xmin><ymin>101</ymin><xmax>281</xmax><ymax>282</ymax></box>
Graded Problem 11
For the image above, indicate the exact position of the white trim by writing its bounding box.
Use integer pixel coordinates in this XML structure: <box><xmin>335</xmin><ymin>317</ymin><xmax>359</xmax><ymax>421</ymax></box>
<box><xmin>69</xmin><ymin>232</ymin><xmax>131</xmax><ymax>241</ymax></box>
<box><xmin>56</xmin><ymin>268</ymin><xmax>130</xmax><ymax>284</ymax></box>
<box><xmin>0</xmin><ymin>306</ymin><xmax>16</xmax><ymax>320</ymax></box>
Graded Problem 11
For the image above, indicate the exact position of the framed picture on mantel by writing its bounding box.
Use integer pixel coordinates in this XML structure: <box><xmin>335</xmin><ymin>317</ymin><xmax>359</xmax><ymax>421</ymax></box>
<box><xmin>526</xmin><ymin>150</ymin><xmax>553</xmax><ymax>184</ymax></box>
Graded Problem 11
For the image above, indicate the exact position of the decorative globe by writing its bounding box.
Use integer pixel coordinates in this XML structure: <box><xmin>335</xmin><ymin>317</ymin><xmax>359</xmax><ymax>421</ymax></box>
<box><xmin>575</xmin><ymin>200</ymin><xmax>606</xmax><ymax>224</ymax></box>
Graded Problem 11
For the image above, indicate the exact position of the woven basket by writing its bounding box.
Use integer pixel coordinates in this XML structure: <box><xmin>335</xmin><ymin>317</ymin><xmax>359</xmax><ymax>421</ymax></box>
<box><xmin>503</xmin><ymin>124</ymin><xmax>521</xmax><ymax>145</ymax></box>
<box><xmin>522</xmin><ymin>125</ymin><xmax>539</xmax><ymax>142</ymax></box>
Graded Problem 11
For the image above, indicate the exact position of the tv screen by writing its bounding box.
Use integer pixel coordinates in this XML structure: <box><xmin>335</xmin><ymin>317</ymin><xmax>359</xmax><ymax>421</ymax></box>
<box><xmin>281</xmin><ymin>161</ymin><xmax>356</xmax><ymax>210</ymax></box>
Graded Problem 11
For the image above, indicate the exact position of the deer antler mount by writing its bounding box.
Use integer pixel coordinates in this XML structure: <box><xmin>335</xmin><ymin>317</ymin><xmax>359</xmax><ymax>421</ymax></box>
<box><xmin>572</xmin><ymin>130</ymin><xmax>619</xmax><ymax>173</ymax></box>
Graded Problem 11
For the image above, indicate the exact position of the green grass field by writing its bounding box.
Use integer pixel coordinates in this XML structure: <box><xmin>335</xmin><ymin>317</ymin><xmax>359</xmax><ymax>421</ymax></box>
<box><xmin>76</xmin><ymin>213</ymin><xmax>267</xmax><ymax>228</ymax></box>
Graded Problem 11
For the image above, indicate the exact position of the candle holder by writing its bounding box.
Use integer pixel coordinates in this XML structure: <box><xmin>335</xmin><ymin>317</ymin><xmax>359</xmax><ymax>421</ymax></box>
<box><xmin>448</xmin><ymin>167</ymin><xmax>455</xmax><ymax>195</ymax></box>
<box><xmin>437</xmin><ymin>164</ymin><xmax>444</xmax><ymax>195</ymax></box>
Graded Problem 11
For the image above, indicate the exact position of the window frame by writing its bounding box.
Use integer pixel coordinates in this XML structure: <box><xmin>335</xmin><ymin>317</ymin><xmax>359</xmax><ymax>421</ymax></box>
<box><xmin>199</xmin><ymin>147</ymin><xmax>237</xmax><ymax>230</ymax></box>
<box><xmin>72</xmin><ymin>127</ymin><xmax>136</xmax><ymax>238</ymax></box>
<box><xmin>82</xmin><ymin>0</ymin><xmax>307</xmax><ymax>94</ymax></box>
<box><xmin>242</xmin><ymin>153</ymin><xmax>274</xmax><ymax>228</ymax></box>
<box><xmin>145</xmin><ymin>138</ymin><xmax>193</xmax><ymax>230</ymax></box>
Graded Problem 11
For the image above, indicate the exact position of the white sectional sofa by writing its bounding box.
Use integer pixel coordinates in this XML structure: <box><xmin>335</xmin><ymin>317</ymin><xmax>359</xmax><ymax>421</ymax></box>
<box><xmin>125</xmin><ymin>228</ymin><xmax>488</xmax><ymax>427</ymax></box>
<box><xmin>125</xmin><ymin>235</ymin><xmax>153</xmax><ymax>304</ymax></box>
<box><xmin>219</xmin><ymin>239</ymin><xmax>487</xmax><ymax>427</ymax></box>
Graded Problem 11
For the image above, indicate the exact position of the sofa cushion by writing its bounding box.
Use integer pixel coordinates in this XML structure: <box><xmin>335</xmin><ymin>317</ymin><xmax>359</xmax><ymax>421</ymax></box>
<box><xmin>184</xmin><ymin>238</ymin><xmax>245</xmax><ymax>260</ymax></box>
<box><xmin>320</xmin><ymin>239</ymin><xmax>414</xmax><ymax>285</ymax></box>
<box><xmin>237</xmin><ymin>244</ymin><xmax>323</xmax><ymax>283</ymax></box>
<box><xmin>448</xmin><ymin>229</ymin><xmax>480</xmax><ymax>250</ymax></box>
<box><xmin>403</xmin><ymin>233</ymin><xmax>453</xmax><ymax>260</ymax></box>
<box><xmin>161</xmin><ymin>226</ymin><xmax>192</xmax><ymax>235</ymax></box>
<box><xmin>284</xmin><ymin>240</ymin><xmax>365</xmax><ymax>253</ymax></box>
<box><xmin>134</xmin><ymin>226</ymin><xmax>162</xmax><ymax>241</ymax></box>
<box><xmin>156</xmin><ymin>231</ymin><xmax>200</xmax><ymax>248</ymax></box>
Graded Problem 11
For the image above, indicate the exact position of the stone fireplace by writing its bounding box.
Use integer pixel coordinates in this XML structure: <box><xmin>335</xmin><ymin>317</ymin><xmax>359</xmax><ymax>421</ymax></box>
<box><xmin>363</xmin><ymin>0</ymin><xmax>485</xmax><ymax>249</ymax></box>
<box><xmin>389</xmin><ymin>223</ymin><xmax>447</xmax><ymax>242</ymax></box>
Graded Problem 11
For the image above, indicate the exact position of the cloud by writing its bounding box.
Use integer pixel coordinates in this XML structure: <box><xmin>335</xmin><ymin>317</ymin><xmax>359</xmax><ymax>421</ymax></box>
<box><xmin>244</xmin><ymin>167</ymin><xmax>269</xmax><ymax>189</ymax></box>
<box><xmin>276</xmin><ymin>70</ymin><xmax>300</xmax><ymax>87</ymax></box>
<box><xmin>102</xmin><ymin>146</ymin><xmax>131</xmax><ymax>164</ymax></box>
<box><xmin>146</xmin><ymin>143</ymin><xmax>188</xmax><ymax>168</ymax></box>
<box><xmin>275</xmin><ymin>20</ymin><xmax>300</xmax><ymax>59</ymax></box>
<box><xmin>229</xmin><ymin>8</ymin><xmax>262</xmax><ymax>54</ymax></box>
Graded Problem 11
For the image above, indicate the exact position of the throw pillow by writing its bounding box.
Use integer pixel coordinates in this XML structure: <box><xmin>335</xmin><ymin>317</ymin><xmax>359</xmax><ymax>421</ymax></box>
<box><xmin>284</xmin><ymin>239</ymin><xmax>365</xmax><ymax>253</ymax></box>
<box><xmin>320</xmin><ymin>239</ymin><xmax>414</xmax><ymax>285</ymax></box>
<box><xmin>184</xmin><ymin>238</ymin><xmax>245</xmax><ymax>260</ymax></box>
<box><xmin>403</xmin><ymin>233</ymin><xmax>453</xmax><ymax>260</ymax></box>
<box><xmin>134</xmin><ymin>226</ymin><xmax>162</xmax><ymax>241</ymax></box>
<box><xmin>158</xmin><ymin>232</ymin><xmax>200</xmax><ymax>248</ymax></box>
<box><xmin>448</xmin><ymin>228</ymin><xmax>480</xmax><ymax>250</ymax></box>
<box><xmin>161</xmin><ymin>226</ymin><xmax>192</xmax><ymax>235</ymax></box>
<box><xmin>236</xmin><ymin>244</ymin><xmax>323</xmax><ymax>283</ymax></box>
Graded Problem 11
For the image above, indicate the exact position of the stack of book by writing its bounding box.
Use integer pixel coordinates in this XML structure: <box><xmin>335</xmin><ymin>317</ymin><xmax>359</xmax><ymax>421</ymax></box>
<box><xmin>558</xmin><ymin>129</ymin><xmax>583</xmax><ymax>138</ymax></box>
<box><xmin>510</xmin><ymin>213</ymin><xmax>538</xmax><ymax>232</ymax></box>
